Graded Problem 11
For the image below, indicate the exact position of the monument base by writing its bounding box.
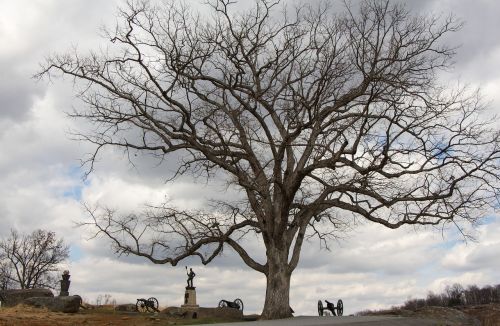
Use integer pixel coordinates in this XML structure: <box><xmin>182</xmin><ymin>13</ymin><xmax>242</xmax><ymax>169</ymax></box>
<box><xmin>182</xmin><ymin>287</ymin><xmax>198</xmax><ymax>310</ymax></box>
<box><xmin>181</xmin><ymin>304</ymin><xmax>200</xmax><ymax>310</ymax></box>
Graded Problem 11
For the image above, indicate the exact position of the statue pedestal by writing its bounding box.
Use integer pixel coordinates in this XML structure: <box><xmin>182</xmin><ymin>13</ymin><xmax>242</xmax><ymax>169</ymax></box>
<box><xmin>181</xmin><ymin>287</ymin><xmax>199</xmax><ymax>310</ymax></box>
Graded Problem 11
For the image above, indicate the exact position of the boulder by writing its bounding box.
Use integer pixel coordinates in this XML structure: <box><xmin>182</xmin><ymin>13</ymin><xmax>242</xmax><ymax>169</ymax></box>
<box><xmin>0</xmin><ymin>288</ymin><xmax>54</xmax><ymax>307</ymax></box>
<box><xmin>23</xmin><ymin>295</ymin><xmax>81</xmax><ymax>313</ymax></box>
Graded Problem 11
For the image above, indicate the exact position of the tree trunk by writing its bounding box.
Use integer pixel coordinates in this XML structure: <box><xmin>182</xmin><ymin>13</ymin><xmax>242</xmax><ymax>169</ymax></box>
<box><xmin>260</xmin><ymin>248</ymin><xmax>293</xmax><ymax>320</ymax></box>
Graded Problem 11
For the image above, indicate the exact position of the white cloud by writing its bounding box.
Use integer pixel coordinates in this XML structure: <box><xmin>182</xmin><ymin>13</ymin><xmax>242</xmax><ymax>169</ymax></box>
<box><xmin>441</xmin><ymin>221</ymin><xmax>500</xmax><ymax>272</ymax></box>
<box><xmin>82</xmin><ymin>176</ymin><xmax>170</xmax><ymax>212</ymax></box>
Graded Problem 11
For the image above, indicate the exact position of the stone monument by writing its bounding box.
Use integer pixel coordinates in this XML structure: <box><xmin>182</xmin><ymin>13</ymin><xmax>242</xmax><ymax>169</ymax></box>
<box><xmin>59</xmin><ymin>270</ymin><xmax>71</xmax><ymax>296</ymax></box>
<box><xmin>181</xmin><ymin>266</ymin><xmax>199</xmax><ymax>310</ymax></box>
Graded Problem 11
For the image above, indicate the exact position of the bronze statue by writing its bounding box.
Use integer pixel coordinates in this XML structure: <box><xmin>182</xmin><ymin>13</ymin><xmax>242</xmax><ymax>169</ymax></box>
<box><xmin>185</xmin><ymin>266</ymin><xmax>195</xmax><ymax>288</ymax></box>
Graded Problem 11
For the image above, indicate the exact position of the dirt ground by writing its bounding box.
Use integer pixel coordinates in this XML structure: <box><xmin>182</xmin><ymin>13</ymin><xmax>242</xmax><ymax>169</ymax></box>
<box><xmin>0</xmin><ymin>305</ymin><xmax>236</xmax><ymax>326</ymax></box>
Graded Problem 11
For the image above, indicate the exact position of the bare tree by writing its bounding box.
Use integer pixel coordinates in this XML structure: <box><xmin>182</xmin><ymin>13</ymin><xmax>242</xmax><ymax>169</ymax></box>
<box><xmin>0</xmin><ymin>260</ymin><xmax>13</xmax><ymax>291</ymax></box>
<box><xmin>426</xmin><ymin>291</ymin><xmax>446</xmax><ymax>307</ymax></box>
<box><xmin>95</xmin><ymin>294</ymin><xmax>102</xmax><ymax>306</ymax></box>
<box><xmin>464</xmin><ymin>284</ymin><xmax>479</xmax><ymax>305</ymax></box>
<box><xmin>39</xmin><ymin>0</ymin><xmax>500</xmax><ymax>319</ymax></box>
<box><xmin>495</xmin><ymin>285</ymin><xmax>500</xmax><ymax>303</ymax></box>
<box><xmin>0</xmin><ymin>230</ymin><xmax>69</xmax><ymax>289</ymax></box>
<box><xmin>445</xmin><ymin>283</ymin><xmax>464</xmax><ymax>306</ymax></box>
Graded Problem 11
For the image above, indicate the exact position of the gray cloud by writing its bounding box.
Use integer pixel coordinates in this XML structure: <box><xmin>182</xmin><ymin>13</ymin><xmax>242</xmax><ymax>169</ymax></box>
<box><xmin>0</xmin><ymin>68</ymin><xmax>43</xmax><ymax>121</ymax></box>
<box><xmin>0</xmin><ymin>0</ymin><xmax>119</xmax><ymax>123</ymax></box>
<box><xmin>429</xmin><ymin>0</ymin><xmax>500</xmax><ymax>82</ymax></box>
<box><xmin>440</xmin><ymin>221</ymin><xmax>500</xmax><ymax>272</ymax></box>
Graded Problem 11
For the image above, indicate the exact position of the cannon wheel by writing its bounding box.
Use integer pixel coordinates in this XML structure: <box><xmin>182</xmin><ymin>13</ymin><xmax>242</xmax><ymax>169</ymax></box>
<box><xmin>136</xmin><ymin>299</ymin><xmax>147</xmax><ymax>313</ymax></box>
<box><xmin>218</xmin><ymin>300</ymin><xmax>227</xmax><ymax>308</ymax></box>
<box><xmin>318</xmin><ymin>300</ymin><xmax>324</xmax><ymax>316</ymax></box>
<box><xmin>337</xmin><ymin>299</ymin><xmax>343</xmax><ymax>316</ymax></box>
<box><xmin>148</xmin><ymin>297</ymin><xmax>159</xmax><ymax>312</ymax></box>
<box><xmin>234</xmin><ymin>298</ymin><xmax>244</xmax><ymax>312</ymax></box>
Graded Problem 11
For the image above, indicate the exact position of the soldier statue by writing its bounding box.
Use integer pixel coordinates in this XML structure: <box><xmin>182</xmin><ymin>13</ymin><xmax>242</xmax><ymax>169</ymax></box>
<box><xmin>186</xmin><ymin>266</ymin><xmax>196</xmax><ymax>288</ymax></box>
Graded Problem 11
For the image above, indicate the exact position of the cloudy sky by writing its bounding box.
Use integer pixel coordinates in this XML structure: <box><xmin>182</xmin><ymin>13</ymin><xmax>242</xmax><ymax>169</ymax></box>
<box><xmin>1</xmin><ymin>0</ymin><xmax>499</xmax><ymax>316</ymax></box>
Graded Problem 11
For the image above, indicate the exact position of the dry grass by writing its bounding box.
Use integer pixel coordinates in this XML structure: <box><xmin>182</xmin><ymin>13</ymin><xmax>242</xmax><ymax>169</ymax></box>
<box><xmin>0</xmin><ymin>304</ymin><xmax>242</xmax><ymax>326</ymax></box>
<box><xmin>357</xmin><ymin>304</ymin><xmax>500</xmax><ymax>326</ymax></box>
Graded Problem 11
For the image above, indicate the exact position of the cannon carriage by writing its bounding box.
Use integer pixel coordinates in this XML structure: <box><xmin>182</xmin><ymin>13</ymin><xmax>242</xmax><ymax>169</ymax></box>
<box><xmin>218</xmin><ymin>298</ymin><xmax>244</xmax><ymax>313</ymax></box>
<box><xmin>318</xmin><ymin>299</ymin><xmax>343</xmax><ymax>316</ymax></box>
<box><xmin>136</xmin><ymin>297</ymin><xmax>159</xmax><ymax>312</ymax></box>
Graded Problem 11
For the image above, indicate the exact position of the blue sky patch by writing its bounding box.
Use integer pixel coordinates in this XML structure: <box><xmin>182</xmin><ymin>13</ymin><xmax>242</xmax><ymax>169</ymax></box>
<box><xmin>62</xmin><ymin>165</ymin><xmax>90</xmax><ymax>201</ymax></box>
<box><xmin>69</xmin><ymin>244</ymin><xmax>83</xmax><ymax>262</ymax></box>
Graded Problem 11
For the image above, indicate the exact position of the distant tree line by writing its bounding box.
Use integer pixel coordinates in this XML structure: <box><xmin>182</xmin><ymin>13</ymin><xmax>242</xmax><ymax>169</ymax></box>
<box><xmin>403</xmin><ymin>283</ymin><xmax>500</xmax><ymax>310</ymax></box>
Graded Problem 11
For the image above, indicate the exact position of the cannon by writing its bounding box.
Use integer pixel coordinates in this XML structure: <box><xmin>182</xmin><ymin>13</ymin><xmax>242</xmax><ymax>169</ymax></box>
<box><xmin>218</xmin><ymin>298</ymin><xmax>244</xmax><ymax>313</ymax></box>
<box><xmin>136</xmin><ymin>297</ymin><xmax>159</xmax><ymax>313</ymax></box>
<box><xmin>318</xmin><ymin>299</ymin><xmax>343</xmax><ymax>316</ymax></box>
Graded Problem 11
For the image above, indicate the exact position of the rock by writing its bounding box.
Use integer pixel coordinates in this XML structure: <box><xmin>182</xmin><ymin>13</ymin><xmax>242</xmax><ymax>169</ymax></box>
<box><xmin>114</xmin><ymin>303</ymin><xmax>137</xmax><ymax>312</ymax></box>
<box><xmin>0</xmin><ymin>288</ymin><xmax>54</xmax><ymax>307</ymax></box>
<box><xmin>23</xmin><ymin>295</ymin><xmax>81</xmax><ymax>313</ymax></box>
<box><xmin>80</xmin><ymin>302</ymin><xmax>96</xmax><ymax>310</ymax></box>
<box><xmin>73</xmin><ymin>294</ymin><xmax>83</xmax><ymax>305</ymax></box>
